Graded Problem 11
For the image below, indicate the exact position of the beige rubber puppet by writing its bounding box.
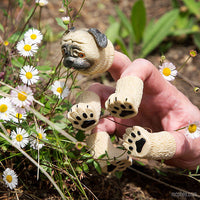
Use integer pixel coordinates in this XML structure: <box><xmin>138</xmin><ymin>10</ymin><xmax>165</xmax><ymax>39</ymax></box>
<box><xmin>61</xmin><ymin>28</ymin><xmax>177</xmax><ymax>173</ymax></box>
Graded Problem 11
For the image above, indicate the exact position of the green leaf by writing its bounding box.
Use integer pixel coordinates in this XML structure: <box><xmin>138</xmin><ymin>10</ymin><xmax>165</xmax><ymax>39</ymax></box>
<box><xmin>0</xmin><ymin>23</ymin><xmax>4</xmax><ymax>32</ymax></box>
<box><xmin>97</xmin><ymin>153</ymin><xmax>106</xmax><ymax>159</ymax></box>
<box><xmin>75</xmin><ymin>131</ymin><xmax>85</xmax><ymax>141</ymax></box>
<box><xmin>182</xmin><ymin>0</ymin><xmax>200</xmax><ymax>18</ymax></box>
<box><xmin>76</xmin><ymin>166</ymin><xmax>83</xmax><ymax>173</ymax></box>
<box><xmin>106</xmin><ymin>21</ymin><xmax>120</xmax><ymax>43</ymax></box>
<box><xmin>116</xmin><ymin>38</ymin><xmax>130</xmax><ymax>58</ymax></box>
<box><xmin>53</xmin><ymin>123</ymin><xmax>67</xmax><ymax>129</ymax></box>
<box><xmin>86</xmin><ymin>158</ymin><xmax>94</xmax><ymax>164</ymax></box>
<box><xmin>93</xmin><ymin>161</ymin><xmax>102</xmax><ymax>174</ymax></box>
<box><xmin>11</xmin><ymin>57</ymin><xmax>24</xmax><ymax>68</ymax></box>
<box><xmin>55</xmin><ymin>17</ymin><xmax>67</xmax><ymax>29</ymax></box>
<box><xmin>36</xmin><ymin>65</ymin><xmax>52</xmax><ymax>71</ymax></box>
<box><xmin>174</xmin><ymin>12</ymin><xmax>191</xmax><ymax>30</ymax></box>
<box><xmin>52</xmin><ymin>115</ymin><xmax>65</xmax><ymax>121</ymax></box>
<box><xmin>115</xmin><ymin>6</ymin><xmax>133</xmax><ymax>36</ymax></box>
<box><xmin>82</xmin><ymin>162</ymin><xmax>89</xmax><ymax>173</ymax></box>
<box><xmin>196</xmin><ymin>165</ymin><xmax>200</xmax><ymax>174</ymax></box>
<box><xmin>0</xmin><ymin>86</ymin><xmax>10</xmax><ymax>93</ymax></box>
<box><xmin>17</xmin><ymin>0</ymin><xmax>23</xmax><ymax>8</ymax></box>
<box><xmin>8</xmin><ymin>31</ymin><xmax>22</xmax><ymax>43</ymax></box>
<box><xmin>80</xmin><ymin>152</ymin><xmax>92</xmax><ymax>159</ymax></box>
<box><xmin>193</xmin><ymin>33</ymin><xmax>200</xmax><ymax>50</ymax></box>
<box><xmin>67</xmin><ymin>152</ymin><xmax>76</xmax><ymax>159</ymax></box>
<box><xmin>141</xmin><ymin>9</ymin><xmax>179</xmax><ymax>57</ymax></box>
<box><xmin>131</xmin><ymin>0</ymin><xmax>146</xmax><ymax>43</ymax></box>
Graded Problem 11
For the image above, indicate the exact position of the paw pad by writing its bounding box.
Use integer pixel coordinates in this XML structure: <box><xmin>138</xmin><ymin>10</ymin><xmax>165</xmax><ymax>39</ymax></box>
<box><xmin>105</xmin><ymin>95</ymin><xmax>137</xmax><ymax>119</ymax></box>
<box><xmin>123</xmin><ymin>126</ymin><xmax>151</xmax><ymax>158</ymax></box>
<box><xmin>102</xmin><ymin>159</ymin><xmax>132</xmax><ymax>173</ymax></box>
<box><xmin>67</xmin><ymin>103</ymin><xmax>100</xmax><ymax>131</ymax></box>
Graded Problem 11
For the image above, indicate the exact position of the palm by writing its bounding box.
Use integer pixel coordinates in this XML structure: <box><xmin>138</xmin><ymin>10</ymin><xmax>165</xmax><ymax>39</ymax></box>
<box><xmin>90</xmin><ymin>52</ymin><xmax>200</xmax><ymax>169</ymax></box>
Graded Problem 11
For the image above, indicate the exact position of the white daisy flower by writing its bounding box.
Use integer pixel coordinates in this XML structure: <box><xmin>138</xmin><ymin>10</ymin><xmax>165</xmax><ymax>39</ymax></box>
<box><xmin>11</xmin><ymin>108</ymin><xmax>27</xmax><ymax>123</ymax></box>
<box><xmin>51</xmin><ymin>80</ymin><xmax>69</xmax><ymax>99</ymax></box>
<box><xmin>20</xmin><ymin>65</ymin><xmax>39</xmax><ymax>85</ymax></box>
<box><xmin>0</xmin><ymin>97</ymin><xmax>14</xmax><ymax>121</ymax></box>
<box><xmin>159</xmin><ymin>62</ymin><xmax>177</xmax><ymax>81</ymax></box>
<box><xmin>35</xmin><ymin>0</ymin><xmax>48</xmax><ymax>6</ymax></box>
<box><xmin>185</xmin><ymin>121</ymin><xmax>200</xmax><ymax>139</ymax></box>
<box><xmin>16</xmin><ymin>39</ymin><xmax>38</xmax><ymax>57</ymax></box>
<box><xmin>30</xmin><ymin>126</ymin><xmax>47</xmax><ymax>150</ymax></box>
<box><xmin>10</xmin><ymin>128</ymin><xmax>29</xmax><ymax>148</ymax></box>
<box><xmin>3</xmin><ymin>168</ymin><xmax>18</xmax><ymax>190</ymax></box>
<box><xmin>62</xmin><ymin>16</ymin><xmax>70</xmax><ymax>25</ymax></box>
<box><xmin>24</xmin><ymin>28</ymin><xmax>43</xmax><ymax>44</ymax></box>
<box><xmin>10</xmin><ymin>85</ymin><xmax>34</xmax><ymax>108</ymax></box>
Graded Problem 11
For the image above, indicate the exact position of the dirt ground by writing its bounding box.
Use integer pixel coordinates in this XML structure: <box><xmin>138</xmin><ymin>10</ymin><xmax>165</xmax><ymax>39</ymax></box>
<box><xmin>38</xmin><ymin>0</ymin><xmax>200</xmax><ymax>199</ymax></box>
<box><xmin>1</xmin><ymin>0</ymin><xmax>200</xmax><ymax>199</ymax></box>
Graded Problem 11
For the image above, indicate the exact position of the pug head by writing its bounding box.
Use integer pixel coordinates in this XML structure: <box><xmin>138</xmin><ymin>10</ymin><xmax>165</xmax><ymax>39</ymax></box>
<box><xmin>61</xmin><ymin>28</ymin><xmax>114</xmax><ymax>75</ymax></box>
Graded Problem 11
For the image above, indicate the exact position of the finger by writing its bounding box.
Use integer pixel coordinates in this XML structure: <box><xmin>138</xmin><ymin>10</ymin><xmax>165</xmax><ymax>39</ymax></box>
<box><xmin>108</xmin><ymin>51</ymin><xmax>132</xmax><ymax>81</ymax></box>
<box><xmin>109</xmin><ymin>51</ymin><xmax>173</xmax><ymax>95</ymax></box>
<box><xmin>92</xmin><ymin>117</ymin><xmax>117</xmax><ymax>135</ymax></box>
<box><xmin>87</xmin><ymin>83</ymin><xmax>115</xmax><ymax>108</ymax></box>
<box><xmin>165</xmin><ymin>131</ymin><xmax>200</xmax><ymax>169</ymax></box>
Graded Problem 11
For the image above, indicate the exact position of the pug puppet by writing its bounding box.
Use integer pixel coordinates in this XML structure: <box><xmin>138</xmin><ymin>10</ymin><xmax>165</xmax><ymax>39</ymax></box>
<box><xmin>61</xmin><ymin>28</ymin><xmax>176</xmax><ymax>173</ymax></box>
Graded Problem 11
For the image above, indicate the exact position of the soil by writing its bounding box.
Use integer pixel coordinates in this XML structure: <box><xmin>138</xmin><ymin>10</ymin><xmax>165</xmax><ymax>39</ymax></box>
<box><xmin>1</xmin><ymin>0</ymin><xmax>200</xmax><ymax>199</ymax></box>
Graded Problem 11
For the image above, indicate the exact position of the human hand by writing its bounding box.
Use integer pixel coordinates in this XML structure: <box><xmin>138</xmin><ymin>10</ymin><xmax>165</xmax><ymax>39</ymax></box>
<box><xmin>88</xmin><ymin>51</ymin><xmax>200</xmax><ymax>170</ymax></box>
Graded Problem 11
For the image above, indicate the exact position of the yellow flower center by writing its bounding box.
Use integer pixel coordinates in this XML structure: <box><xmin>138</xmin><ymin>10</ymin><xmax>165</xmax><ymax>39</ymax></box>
<box><xmin>39</xmin><ymin>3</ymin><xmax>45</xmax><ymax>6</ymax></box>
<box><xmin>38</xmin><ymin>133</ymin><xmax>43</xmax><ymax>140</ymax></box>
<box><xmin>25</xmin><ymin>72</ymin><xmax>33</xmax><ymax>79</ymax></box>
<box><xmin>16</xmin><ymin>134</ymin><xmax>23</xmax><ymax>142</ymax></box>
<box><xmin>0</xmin><ymin>104</ymin><xmax>8</xmax><ymax>113</ymax></box>
<box><xmin>56</xmin><ymin>87</ymin><xmax>63</xmax><ymax>94</ymax></box>
<box><xmin>6</xmin><ymin>175</ymin><xmax>12</xmax><ymax>183</ymax></box>
<box><xmin>188</xmin><ymin>124</ymin><xmax>197</xmax><ymax>133</ymax></box>
<box><xmin>30</xmin><ymin>34</ymin><xmax>37</xmax><ymax>40</ymax></box>
<box><xmin>190</xmin><ymin>50</ymin><xmax>197</xmax><ymax>57</ymax></box>
<box><xmin>163</xmin><ymin>68</ymin><xmax>171</xmax><ymax>76</ymax></box>
<box><xmin>18</xmin><ymin>91</ymin><xmax>27</xmax><ymax>101</ymax></box>
<box><xmin>23</xmin><ymin>44</ymin><xmax>31</xmax><ymax>51</ymax></box>
<box><xmin>4</xmin><ymin>41</ymin><xmax>9</xmax><ymax>46</ymax></box>
<box><xmin>16</xmin><ymin>113</ymin><xmax>22</xmax><ymax>119</ymax></box>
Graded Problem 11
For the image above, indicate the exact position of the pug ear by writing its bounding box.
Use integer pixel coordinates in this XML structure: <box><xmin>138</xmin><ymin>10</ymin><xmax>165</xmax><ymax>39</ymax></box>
<box><xmin>88</xmin><ymin>28</ymin><xmax>108</xmax><ymax>48</ymax></box>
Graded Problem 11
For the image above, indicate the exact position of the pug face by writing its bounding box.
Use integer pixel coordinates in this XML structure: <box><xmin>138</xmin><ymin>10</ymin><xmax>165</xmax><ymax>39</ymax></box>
<box><xmin>61</xmin><ymin>28</ymin><xmax>113</xmax><ymax>75</ymax></box>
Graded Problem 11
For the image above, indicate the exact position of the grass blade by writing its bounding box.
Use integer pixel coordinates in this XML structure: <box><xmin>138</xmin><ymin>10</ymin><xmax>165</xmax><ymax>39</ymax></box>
<box><xmin>141</xmin><ymin>9</ymin><xmax>179</xmax><ymax>57</ymax></box>
<box><xmin>131</xmin><ymin>0</ymin><xmax>146</xmax><ymax>43</ymax></box>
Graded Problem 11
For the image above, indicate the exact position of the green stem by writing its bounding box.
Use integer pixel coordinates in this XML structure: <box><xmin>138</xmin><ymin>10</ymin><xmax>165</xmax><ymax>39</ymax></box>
<box><xmin>0</xmin><ymin>125</ymin><xmax>66</xmax><ymax>200</ymax></box>
<box><xmin>177</xmin><ymin>55</ymin><xmax>191</xmax><ymax>72</ymax></box>
<box><xmin>28</xmin><ymin>107</ymin><xmax>77</xmax><ymax>143</ymax></box>
<box><xmin>38</xmin><ymin>7</ymin><xmax>42</xmax><ymax>30</ymax></box>
<box><xmin>42</xmin><ymin>57</ymin><xmax>63</xmax><ymax>93</ymax></box>
<box><xmin>13</xmin><ymin>5</ymin><xmax>38</xmax><ymax>48</ymax></box>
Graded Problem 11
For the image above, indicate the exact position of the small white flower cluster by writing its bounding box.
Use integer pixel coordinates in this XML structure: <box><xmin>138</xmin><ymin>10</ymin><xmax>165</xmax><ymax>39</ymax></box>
<box><xmin>185</xmin><ymin>121</ymin><xmax>200</xmax><ymax>139</ymax></box>
<box><xmin>51</xmin><ymin>80</ymin><xmax>69</xmax><ymax>99</ymax></box>
<box><xmin>1</xmin><ymin>27</ymin><xmax>69</xmax><ymax>123</ymax></box>
<box><xmin>2</xmin><ymin>168</ymin><xmax>18</xmax><ymax>190</ymax></box>
<box><xmin>1</xmin><ymin>22</ymin><xmax>70</xmax><ymax>190</ymax></box>
<box><xmin>159</xmin><ymin>62</ymin><xmax>178</xmax><ymax>82</ymax></box>
<box><xmin>17</xmin><ymin>28</ymin><xmax>43</xmax><ymax>57</ymax></box>
<box><xmin>10</xmin><ymin>126</ymin><xmax>48</xmax><ymax>150</ymax></box>
<box><xmin>62</xmin><ymin>16</ymin><xmax>70</xmax><ymax>25</ymax></box>
<box><xmin>1</xmin><ymin>127</ymin><xmax>48</xmax><ymax>190</ymax></box>
<box><xmin>35</xmin><ymin>0</ymin><xmax>48</xmax><ymax>7</ymax></box>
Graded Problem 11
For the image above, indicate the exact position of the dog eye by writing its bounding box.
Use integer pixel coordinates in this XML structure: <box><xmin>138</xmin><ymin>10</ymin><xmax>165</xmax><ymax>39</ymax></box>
<box><xmin>78</xmin><ymin>53</ymin><xmax>85</xmax><ymax>58</ymax></box>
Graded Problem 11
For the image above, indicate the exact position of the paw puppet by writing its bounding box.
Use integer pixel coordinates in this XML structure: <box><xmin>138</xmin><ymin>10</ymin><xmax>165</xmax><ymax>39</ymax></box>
<box><xmin>61</xmin><ymin>28</ymin><xmax>176</xmax><ymax>173</ymax></box>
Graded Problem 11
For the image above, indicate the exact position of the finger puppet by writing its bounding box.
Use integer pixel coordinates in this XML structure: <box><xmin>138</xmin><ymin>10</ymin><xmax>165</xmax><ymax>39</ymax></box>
<box><xmin>61</xmin><ymin>28</ymin><xmax>176</xmax><ymax>173</ymax></box>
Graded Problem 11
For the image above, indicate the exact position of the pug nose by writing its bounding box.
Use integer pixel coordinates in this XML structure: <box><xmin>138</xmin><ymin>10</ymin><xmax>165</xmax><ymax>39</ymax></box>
<box><xmin>66</xmin><ymin>60</ymin><xmax>73</xmax><ymax>65</ymax></box>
